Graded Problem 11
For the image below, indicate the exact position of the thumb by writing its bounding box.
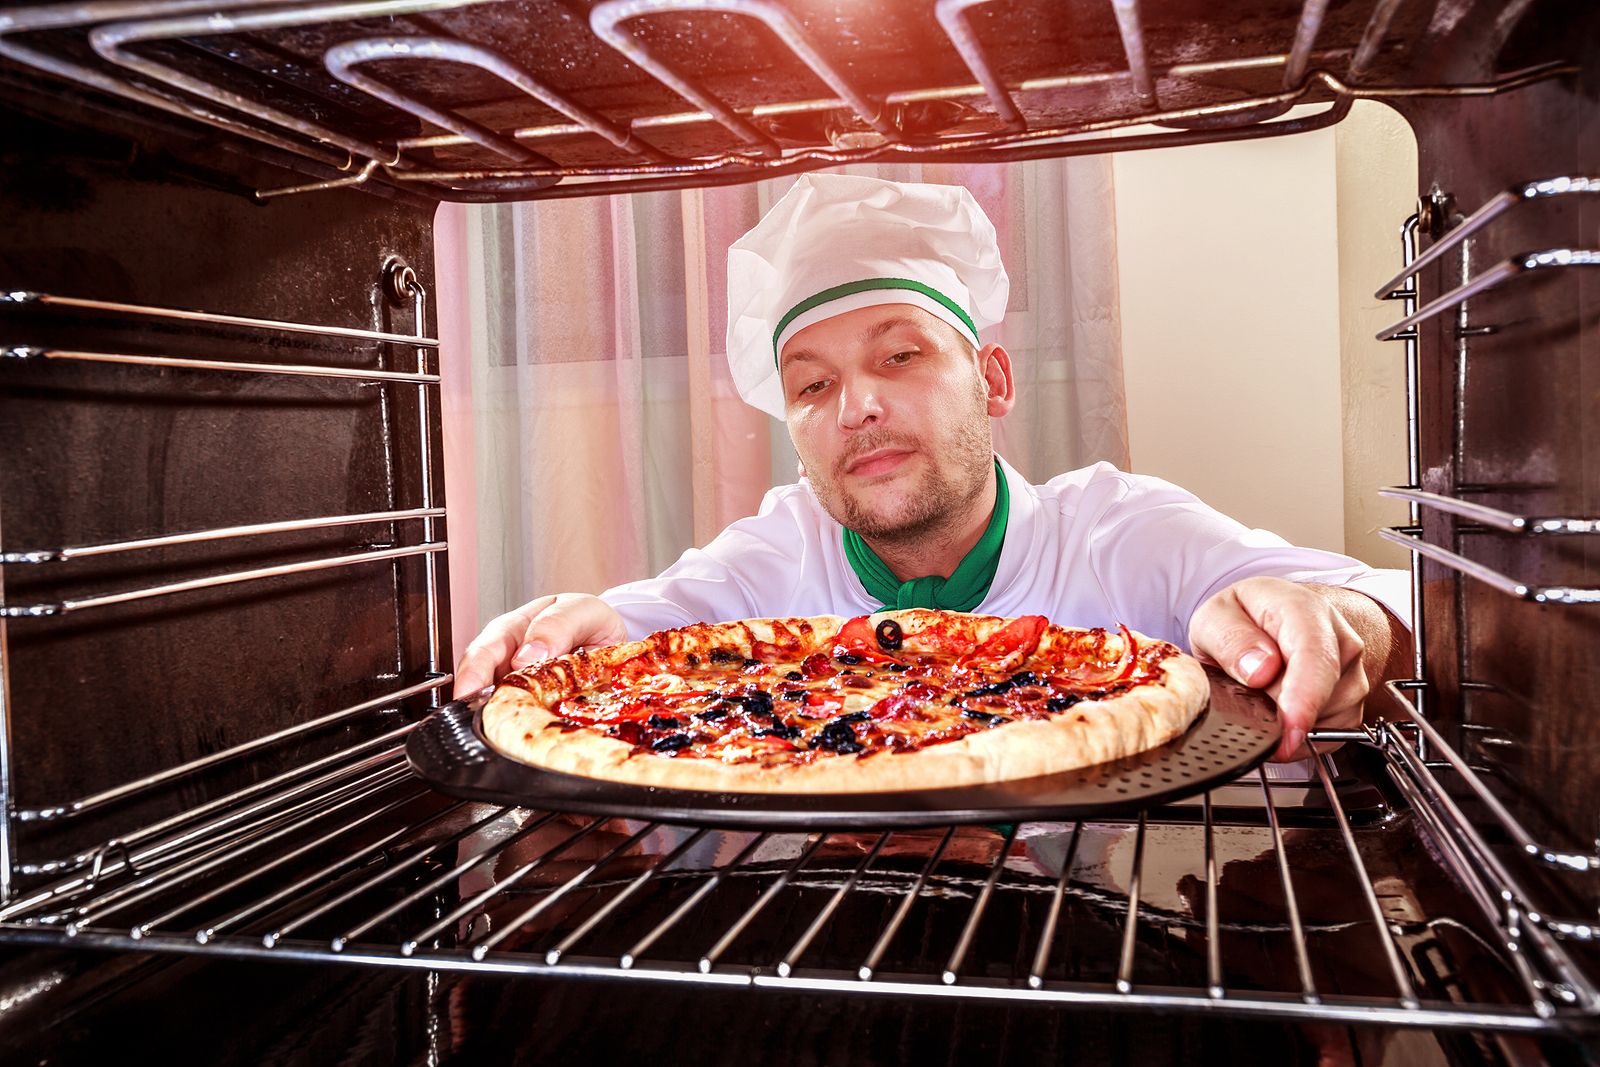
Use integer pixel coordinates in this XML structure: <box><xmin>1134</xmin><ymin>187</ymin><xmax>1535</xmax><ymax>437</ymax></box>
<box><xmin>1190</xmin><ymin>598</ymin><xmax>1283</xmax><ymax>688</ymax></box>
<box><xmin>511</xmin><ymin>596</ymin><xmax>625</xmax><ymax>668</ymax></box>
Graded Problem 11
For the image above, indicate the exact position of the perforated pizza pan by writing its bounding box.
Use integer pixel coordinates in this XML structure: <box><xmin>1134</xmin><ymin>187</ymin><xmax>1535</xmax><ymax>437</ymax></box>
<box><xmin>407</xmin><ymin>667</ymin><xmax>1280</xmax><ymax>828</ymax></box>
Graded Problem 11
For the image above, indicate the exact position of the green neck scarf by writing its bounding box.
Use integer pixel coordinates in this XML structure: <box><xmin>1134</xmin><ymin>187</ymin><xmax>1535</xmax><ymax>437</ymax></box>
<box><xmin>842</xmin><ymin>459</ymin><xmax>1009</xmax><ymax>612</ymax></box>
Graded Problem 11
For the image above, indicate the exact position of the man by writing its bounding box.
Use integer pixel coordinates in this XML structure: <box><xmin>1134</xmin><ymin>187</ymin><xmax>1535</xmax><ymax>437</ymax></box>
<box><xmin>456</xmin><ymin>173</ymin><xmax>1410</xmax><ymax>762</ymax></box>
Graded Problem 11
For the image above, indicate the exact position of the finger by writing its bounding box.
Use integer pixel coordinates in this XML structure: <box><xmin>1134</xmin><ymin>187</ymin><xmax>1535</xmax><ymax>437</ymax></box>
<box><xmin>452</xmin><ymin>597</ymin><xmax>556</xmax><ymax>697</ymax></box>
<box><xmin>1188</xmin><ymin>588</ymin><xmax>1283</xmax><ymax>687</ymax></box>
<box><xmin>1265</xmin><ymin>608</ymin><xmax>1344</xmax><ymax>761</ymax></box>
<box><xmin>514</xmin><ymin>595</ymin><xmax>627</xmax><ymax>668</ymax></box>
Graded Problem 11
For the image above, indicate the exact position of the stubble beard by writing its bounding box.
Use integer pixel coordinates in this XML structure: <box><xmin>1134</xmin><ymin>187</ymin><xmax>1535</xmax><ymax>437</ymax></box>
<box><xmin>806</xmin><ymin>376</ymin><xmax>995</xmax><ymax>549</ymax></box>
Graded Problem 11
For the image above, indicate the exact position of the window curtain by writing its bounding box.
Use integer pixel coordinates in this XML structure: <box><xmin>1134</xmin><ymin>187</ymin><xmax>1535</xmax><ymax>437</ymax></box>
<box><xmin>436</xmin><ymin>158</ymin><xmax>1128</xmax><ymax>645</ymax></box>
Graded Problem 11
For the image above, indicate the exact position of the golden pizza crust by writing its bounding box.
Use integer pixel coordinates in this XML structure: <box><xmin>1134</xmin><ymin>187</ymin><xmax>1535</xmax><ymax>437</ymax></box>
<box><xmin>480</xmin><ymin>610</ymin><xmax>1210</xmax><ymax>794</ymax></box>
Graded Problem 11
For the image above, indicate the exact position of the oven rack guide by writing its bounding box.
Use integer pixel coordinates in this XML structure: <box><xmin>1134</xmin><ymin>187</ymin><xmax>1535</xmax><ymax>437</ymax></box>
<box><xmin>0</xmin><ymin>0</ymin><xmax>1580</xmax><ymax>203</ymax></box>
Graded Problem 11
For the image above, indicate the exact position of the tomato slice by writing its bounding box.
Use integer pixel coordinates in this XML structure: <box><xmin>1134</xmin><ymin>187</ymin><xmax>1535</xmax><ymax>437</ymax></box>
<box><xmin>830</xmin><ymin>615</ymin><xmax>900</xmax><ymax>663</ymax></box>
<box><xmin>958</xmin><ymin>614</ymin><xmax>1048</xmax><ymax>673</ymax></box>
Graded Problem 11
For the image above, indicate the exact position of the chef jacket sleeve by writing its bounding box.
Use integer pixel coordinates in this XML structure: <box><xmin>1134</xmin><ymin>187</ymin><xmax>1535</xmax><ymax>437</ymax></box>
<box><xmin>598</xmin><ymin>485</ymin><xmax>812</xmax><ymax>640</ymax></box>
<box><xmin>1082</xmin><ymin>468</ymin><xmax>1411</xmax><ymax>650</ymax></box>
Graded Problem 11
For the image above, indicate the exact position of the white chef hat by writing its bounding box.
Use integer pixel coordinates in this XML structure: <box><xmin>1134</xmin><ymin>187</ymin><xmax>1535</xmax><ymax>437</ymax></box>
<box><xmin>725</xmin><ymin>173</ymin><xmax>1010</xmax><ymax>418</ymax></box>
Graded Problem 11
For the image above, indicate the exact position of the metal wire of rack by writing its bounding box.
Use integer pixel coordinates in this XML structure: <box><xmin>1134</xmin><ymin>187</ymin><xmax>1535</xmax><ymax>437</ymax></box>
<box><xmin>0</xmin><ymin>270</ymin><xmax>449</xmax><ymax>895</ymax></box>
<box><xmin>0</xmin><ymin>0</ymin><xmax>1579</xmax><ymax>202</ymax></box>
<box><xmin>0</xmin><ymin>721</ymin><xmax>1595</xmax><ymax>1035</ymax></box>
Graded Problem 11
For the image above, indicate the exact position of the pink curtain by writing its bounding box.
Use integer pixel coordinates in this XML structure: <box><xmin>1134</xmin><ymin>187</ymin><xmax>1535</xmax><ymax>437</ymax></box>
<box><xmin>436</xmin><ymin>159</ymin><xmax>1126</xmax><ymax>638</ymax></box>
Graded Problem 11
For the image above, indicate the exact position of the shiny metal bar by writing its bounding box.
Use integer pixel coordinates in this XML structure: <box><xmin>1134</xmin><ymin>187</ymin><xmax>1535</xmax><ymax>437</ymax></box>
<box><xmin>71</xmin><ymin>764</ymin><xmax>413</xmax><ymax>931</ymax></box>
<box><xmin>1379</xmin><ymin>723</ymin><xmax>1561</xmax><ymax>1016</ymax></box>
<box><xmin>935</xmin><ymin>0</ymin><xmax>1025</xmax><ymax>129</ymax></box>
<box><xmin>1378</xmin><ymin>488</ymin><xmax>1600</xmax><ymax>535</ymax></box>
<box><xmin>1374</xmin><ymin>177</ymin><xmax>1600</xmax><ymax>299</ymax></box>
<box><xmin>2</xmin><ymin>923</ymin><xmax>1577</xmax><ymax>1029</ymax></box>
<box><xmin>1026</xmin><ymin>822</ymin><xmax>1082</xmax><ymax>989</ymax></box>
<box><xmin>1348</xmin><ymin>0</ymin><xmax>1407</xmax><ymax>77</ymax></box>
<box><xmin>1113</xmin><ymin>814</ymin><xmax>1146</xmax><ymax>994</ymax></box>
<box><xmin>546</xmin><ymin>828</ymin><xmax>710</xmax><ymax>964</ymax></box>
<box><xmin>587</xmin><ymin>0</ymin><xmax>776</xmax><ymax>154</ymax></box>
<box><xmin>0</xmin><ymin>0</ymin><xmax>352</xmax><ymax>171</ymax></box>
<box><xmin>16</xmin><ymin>676</ymin><xmax>444</xmax><ymax>823</ymax></box>
<box><xmin>264</xmin><ymin>805</ymin><xmax>514</xmax><ymax>947</ymax></box>
<box><xmin>57</xmin><ymin>761</ymin><xmax>414</xmax><ymax>920</ymax></box>
<box><xmin>84</xmin><ymin>1</ymin><xmax>498</xmax><ymax>167</ymax></box>
<box><xmin>1393</xmin><ymin>214</ymin><xmax>1428</xmax><ymax>704</ymax></box>
<box><xmin>401</xmin><ymin>816</ymin><xmax>609</xmax><ymax>955</ymax></box>
<box><xmin>1282</xmin><ymin>0</ymin><xmax>1331</xmax><ymax>88</ymax></box>
<box><xmin>2</xmin><ymin>509</ymin><xmax>447</xmax><ymax>566</ymax></box>
<box><xmin>471</xmin><ymin>822</ymin><xmax>661</xmax><ymax>960</ymax></box>
<box><xmin>1258</xmin><ymin>778</ymin><xmax>1320</xmax><ymax>1004</ymax></box>
<box><xmin>381</xmin><ymin>61</ymin><xmax>1571</xmax><ymax>189</ymax></box>
<box><xmin>620</xmin><ymin>832</ymin><xmax>769</xmax><ymax>969</ymax></box>
<box><xmin>942</xmin><ymin>825</ymin><xmax>1017</xmax><ymax>985</ymax></box>
<box><xmin>203</xmin><ymin>798</ymin><xmax>472</xmax><ymax>943</ymax></box>
<box><xmin>1376</xmin><ymin>248</ymin><xmax>1600</xmax><ymax>341</ymax></box>
<box><xmin>858</xmin><ymin>826</ymin><xmax>955</xmax><ymax>981</ymax></box>
<box><xmin>0</xmin><ymin>291</ymin><xmax>439</xmax><ymax>347</ymax></box>
<box><xmin>0</xmin><ymin>496</ymin><xmax>12</xmax><ymax>903</ymax></box>
<box><xmin>169</xmin><ymin>788</ymin><xmax>435</xmax><ymax>940</ymax></box>
<box><xmin>2</xmin><ymin>744</ymin><xmax>412</xmax><ymax>918</ymax></box>
<box><xmin>1379</xmin><ymin>527</ymin><xmax>1600</xmax><ymax>604</ymax></box>
<box><xmin>404</xmin><ymin>273</ymin><xmax>445</xmax><ymax>698</ymax></box>
<box><xmin>393</xmin><ymin>49</ymin><xmax>1350</xmax><ymax>152</ymax></box>
<box><xmin>1</xmin><ymin>541</ymin><xmax>448</xmax><ymax>618</ymax></box>
<box><xmin>591</xmin><ymin>0</ymin><xmax>897</xmax><ymax>148</ymax></box>
<box><xmin>332</xmin><ymin>810</ymin><xmax>562</xmax><ymax>951</ymax></box>
<box><xmin>325</xmin><ymin>37</ymin><xmax>666</xmax><ymax>162</ymax></box>
<box><xmin>699</xmin><ymin>833</ymin><xmax>829</xmax><ymax>973</ymax></box>
<box><xmin>1308</xmin><ymin>744</ymin><xmax>1419</xmax><ymax>1009</ymax></box>
<box><xmin>1203</xmin><ymin>792</ymin><xmax>1222</xmax><ymax>999</ymax></box>
<box><xmin>256</xmin><ymin>158</ymin><xmax>382</xmax><ymax>201</ymax></box>
<box><xmin>1383</xmin><ymin>682</ymin><xmax>1600</xmax><ymax>874</ymax></box>
<box><xmin>1107</xmin><ymin>0</ymin><xmax>1157</xmax><ymax>109</ymax></box>
<box><xmin>324</xmin><ymin>39</ymin><xmax>540</xmax><ymax>164</ymax></box>
<box><xmin>0</xmin><ymin>346</ymin><xmax>440</xmax><ymax>384</ymax></box>
<box><xmin>777</xmin><ymin>832</ymin><xmax>890</xmax><ymax>978</ymax></box>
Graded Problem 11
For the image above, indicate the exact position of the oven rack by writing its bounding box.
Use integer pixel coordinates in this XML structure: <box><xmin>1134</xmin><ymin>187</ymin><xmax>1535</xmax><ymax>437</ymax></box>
<box><xmin>0</xmin><ymin>720</ymin><xmax>1595</xmax><ymax>1035</ymax></box>
<box><xmin>0</xmin><ymin>272</ymin><xmax>447</xmax><ymax>894</ymax></box>
<box><xmin>1369</xmin><ymin>177</ymin><xmax>1600</xmax><ymax>601</ymax></box>
<box><xmin>0</xmin><ymin>0</ymin><xmax>1577</xmax><ymax>203</ymax></box>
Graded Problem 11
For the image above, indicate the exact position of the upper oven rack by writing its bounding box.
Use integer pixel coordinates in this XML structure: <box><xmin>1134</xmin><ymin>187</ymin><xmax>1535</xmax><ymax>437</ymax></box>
<box><xmin>0</xmin><ymin>724</ymin><xmax>1595</xmax><ymax>1035</ymax></box>
<box><xmin>0</xmin><ymin>0</ymin><xmax>1579</xmax><ymax>203</ymax></box>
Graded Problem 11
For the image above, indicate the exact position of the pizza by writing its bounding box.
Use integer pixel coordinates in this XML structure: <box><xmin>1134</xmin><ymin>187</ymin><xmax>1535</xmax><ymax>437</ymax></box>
<box><xmin>480</xmin><ymin>609</ymin><xmax>1209</xmax><ymax>793</ymax></box>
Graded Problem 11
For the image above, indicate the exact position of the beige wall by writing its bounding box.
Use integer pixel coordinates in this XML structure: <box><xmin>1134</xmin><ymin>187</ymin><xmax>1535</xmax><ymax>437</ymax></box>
<box><xmin>1334</xmin><ymin>103</ymin><xmax>1417</xmax><ymax>568</ymax></box>
<box><xmin>1112</xmin><ymin>101</ymin><xmax>1415</xmax><ymax>566</ymax></box>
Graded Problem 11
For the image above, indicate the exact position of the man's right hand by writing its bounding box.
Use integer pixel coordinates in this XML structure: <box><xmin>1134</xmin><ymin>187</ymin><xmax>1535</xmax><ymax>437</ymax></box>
<box><xmin>452</xmin><ymin>593</ymin><xmax>628</xmax><ymax>699</ymax></box>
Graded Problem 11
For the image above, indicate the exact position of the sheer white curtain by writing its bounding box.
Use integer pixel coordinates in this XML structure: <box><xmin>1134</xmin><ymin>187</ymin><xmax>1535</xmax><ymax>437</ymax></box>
<box><xmin>436</xmin><ymin>158</ymin><xmax>1127</xmax><ymax>641</ymax></box>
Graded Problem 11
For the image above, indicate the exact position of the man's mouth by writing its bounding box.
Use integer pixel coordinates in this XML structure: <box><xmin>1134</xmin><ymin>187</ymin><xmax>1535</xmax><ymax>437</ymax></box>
<box><xmin>845</xmin><ymin>448</ymin><xmax>914</xmax><ymax>478</ymax></box>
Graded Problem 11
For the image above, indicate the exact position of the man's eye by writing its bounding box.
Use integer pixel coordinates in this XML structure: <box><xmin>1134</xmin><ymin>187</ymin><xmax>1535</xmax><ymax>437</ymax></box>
<box><xmin>885</xmin><ymin>351</ymin><xmax>915</xmax><ymax>366</ymax></box>
<box><xmin>799</xmin><ymin>378</ymin><xmax>831</xmax><ymax>397</ymax></box>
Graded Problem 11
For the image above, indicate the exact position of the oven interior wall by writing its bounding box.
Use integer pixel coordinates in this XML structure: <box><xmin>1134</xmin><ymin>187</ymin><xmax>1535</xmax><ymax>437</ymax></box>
<box><xmin>0</xmin><ymin>90</ymin><xmax>446</xmax><ymax>871</ymax></box>
<box><xmin>1396</xmin><ymin>7</ymin><xmax>1600</xmax><ymax>898</ymax></box>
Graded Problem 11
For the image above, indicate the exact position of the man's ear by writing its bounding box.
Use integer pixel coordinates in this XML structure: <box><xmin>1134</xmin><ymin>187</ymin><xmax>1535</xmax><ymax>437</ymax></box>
<box><xmin>979</xmin><ymin>343</ymin><xmax>1017</xmax><ymax>417</ymax></box>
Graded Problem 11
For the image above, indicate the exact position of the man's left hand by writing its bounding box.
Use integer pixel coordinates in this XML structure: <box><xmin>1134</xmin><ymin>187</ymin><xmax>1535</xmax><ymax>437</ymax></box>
<box><xmin>1188</xmin><ymin>577</ymin><xmax>1401</xmax><ymax>762</ymax></box>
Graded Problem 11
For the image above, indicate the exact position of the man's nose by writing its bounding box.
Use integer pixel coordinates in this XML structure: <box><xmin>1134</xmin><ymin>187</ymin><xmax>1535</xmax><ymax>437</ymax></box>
<box><xmin>837</xmin><ymin>376</ymin><xmax>884</xmax><ymax>430</ymax></box>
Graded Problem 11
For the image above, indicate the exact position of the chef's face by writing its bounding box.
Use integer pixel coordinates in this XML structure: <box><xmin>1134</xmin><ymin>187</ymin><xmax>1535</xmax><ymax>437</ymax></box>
<box><xmin>779</xmin><ymin>303</ymin><xmax>1015</xmax><ymax>540</ymax></box>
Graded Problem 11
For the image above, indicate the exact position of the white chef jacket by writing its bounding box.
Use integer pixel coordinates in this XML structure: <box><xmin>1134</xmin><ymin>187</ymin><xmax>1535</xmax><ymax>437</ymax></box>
<box><xmin>600</xmin><ymin>458</ymin><xmax>1410</xmax><ymax>649</ymax></box>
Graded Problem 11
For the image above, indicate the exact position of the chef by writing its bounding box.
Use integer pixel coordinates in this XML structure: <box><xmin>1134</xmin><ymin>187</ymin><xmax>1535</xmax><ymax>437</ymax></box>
<box><xmin>455</xmin><ymin>173</ymin><xmax>1411</xmax><ymax>761</ymax></box>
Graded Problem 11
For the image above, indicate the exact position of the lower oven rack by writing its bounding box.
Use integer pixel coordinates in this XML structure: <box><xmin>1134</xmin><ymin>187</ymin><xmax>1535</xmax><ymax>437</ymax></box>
<box><xmin>0</xmin><ymin>720</ymin><xmax>1595</xmax><ymax>1036</ymax></box>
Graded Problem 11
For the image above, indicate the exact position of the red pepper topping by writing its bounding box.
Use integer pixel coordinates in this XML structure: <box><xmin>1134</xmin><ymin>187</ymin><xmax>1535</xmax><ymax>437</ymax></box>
<box><xmin>958</xmin><ymin>615</ymin><xmax>1048</xmax><ymax>673</ymax></box>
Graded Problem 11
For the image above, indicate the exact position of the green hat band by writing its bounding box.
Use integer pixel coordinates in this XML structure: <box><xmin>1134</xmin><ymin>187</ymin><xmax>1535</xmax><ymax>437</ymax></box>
<box><xmin>771</xmin><ymin>278</ymin><xmax>978</xmax><ymax>367</ymax></box>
